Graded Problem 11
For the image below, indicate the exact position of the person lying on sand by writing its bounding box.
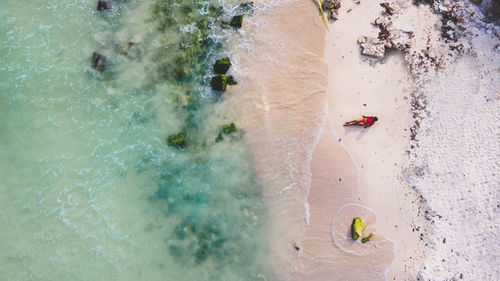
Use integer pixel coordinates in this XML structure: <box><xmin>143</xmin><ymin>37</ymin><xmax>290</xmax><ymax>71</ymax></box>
<box><xmin>343</xmin><ymin>116</ymin><xmax>378</xmax><ymax>128</ymax></box>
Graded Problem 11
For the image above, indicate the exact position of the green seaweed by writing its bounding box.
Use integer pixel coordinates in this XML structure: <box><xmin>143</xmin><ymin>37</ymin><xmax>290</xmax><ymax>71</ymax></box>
<box><xmin>167</xmin><ymin>132</ymin><xmax>186</xmax><ymax>148</ymax></box>
<box><xmin>222</xmin><ymin>123</ymin><xmax>237</xmax><ymax>135</ymax></box>
<box><xmin>362</xmin><ymin>232</ymin><xmax>374</xmax><ymax>243</ymax></box>
<box><xmin>351</xmin><ymin>217</ymin><xmax>366</xmax><ymax>240</ymax></box>
<box><xmin>215</xmin><ymin>133</ymin><xmax>224</xmax><ymax>143</ymax></box>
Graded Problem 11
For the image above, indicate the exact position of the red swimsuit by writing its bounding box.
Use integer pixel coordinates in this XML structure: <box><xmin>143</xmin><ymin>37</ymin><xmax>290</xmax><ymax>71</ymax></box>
<box><xmin>362</xmin><ymin>116</ymin><xmax>375</xmax><ymax>125</ymax></box>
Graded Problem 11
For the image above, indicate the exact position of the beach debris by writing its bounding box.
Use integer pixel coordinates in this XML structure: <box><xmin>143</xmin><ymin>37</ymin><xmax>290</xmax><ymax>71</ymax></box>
<box><xmin>323</xmin><ymin>0</ymin><xmax>341</xmax><ymax>21</ymax></box>
<box><xmin>229</xmin><ymin>15</ymin><xmax>243</xmax><ymax>28</ymax></box>
<box><xmin>357</xmin><ymin>36</ymin><xmax>386</xmax><ymax>59</ymax></box>
<box><xmin>353</xmin><ymin>0</ymin><xmax>360</xmax><ymax>4</ymax></box>
<box><xmin>293</xmin><ymin>241</ymin><xmax>301</xmax><ymax>252</ymax></box>
<box><xmin>167</xmin><ymin>132</ymin><xmax>186</xmax><ymax>148</ymax></box>
<box><xmin>97</xmin><ymin>0</ymin><xmax>111</xmax><ymax>11</ymax></box>
<box><xmin>222</xmin><ymin>123</ymin><xmax>237</xmax><ymax>135</ymax></box>
<box><xmin>226</xmin><ymin>75</ymin><xmax>237</xmax><ymax>85</ymax></box>
<box><xmin>351</xmin><ymin>217</ymin><xmax>375</xmax><ymax>243</ymax></box>
<box><xmin>91</xmin><ymin>52</ymin><xmax>106</xmax><ymax>71</ymax></box>
<box><xmin>315</xmin><ymin>0</ymin><xmax>328</xmax><ymax>27</ymax></box>
<box><xmin>380</xmin><ymin>2</ymin><xmax>395</xmax><ymax>15</ymax></box>
<box><xmin>213</xmin><ymin>57</ymin><xmax>232</xmax><ymax>74</ymax></box>
<box><xmin>351</xmin><ymin>217</ymin><xmax>366</xmax><ymax>240</ymax></box>
<box><xmin>211</xmin><ymin>74</ymin><xmax>227</xmax><ymax>91</ymax></box>
<box><xmin>362</xmin><ymin>232</ymin><xmax>374</xmax><ymax>243</ymax></box>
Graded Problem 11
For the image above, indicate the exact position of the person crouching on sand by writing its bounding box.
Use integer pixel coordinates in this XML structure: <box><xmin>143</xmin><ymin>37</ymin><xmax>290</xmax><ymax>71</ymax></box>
<box><xmin>343</xmin><ymin>116</ymin><xmax>378</xmax><ymax>128</ymax></box>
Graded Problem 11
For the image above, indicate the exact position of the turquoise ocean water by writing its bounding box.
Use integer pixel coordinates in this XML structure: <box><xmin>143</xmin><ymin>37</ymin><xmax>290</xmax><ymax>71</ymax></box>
<box><xmin>0</xmin><ymin>0</ymin><xmax>272</xmax><ymax>280</ymax></box>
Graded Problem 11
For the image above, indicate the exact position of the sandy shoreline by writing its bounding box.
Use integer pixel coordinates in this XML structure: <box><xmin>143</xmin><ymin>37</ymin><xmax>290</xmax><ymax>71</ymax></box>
<box><xmin>228</xmin><ymin>0</ymin><xmax>499</xmax><ymax>280</ymax></box>
<box><xmin>229</xmin><ymin>0</ymin><xmax>398</xmax><ymax>279</ymax></box>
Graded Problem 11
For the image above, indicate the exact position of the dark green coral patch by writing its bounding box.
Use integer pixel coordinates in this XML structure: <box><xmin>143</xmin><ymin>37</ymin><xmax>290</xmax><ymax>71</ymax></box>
<box><xmin>222</xmin><ymin>123</ymin><xmax>237</xmax><ymax>135</ymax></box>
<box><xmin>213</xmin><ymin>57</ymin><xmax>231</xmax><ymax>74</ymax></box>
<box><xmin>229</xmin><ymin>15</ymin><xmax>243</xmax><ymax>28</ymax></box>
<box><xmin>181</xmin><ymin>5</ymin><xmax>192</xmax><ymax>14</ymax></box>
<box><xmin>211</xmin><ymin>74</ymin><xmax>227</xmax><ymax>91</ymax></box>
<box><xmin>167</xmin><ymin>132</ymin><xmax>186</xmax><ymax>148</ymax></box>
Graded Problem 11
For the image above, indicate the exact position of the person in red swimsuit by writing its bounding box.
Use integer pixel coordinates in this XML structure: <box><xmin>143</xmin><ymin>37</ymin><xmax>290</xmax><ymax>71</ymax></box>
<box><xmin>343</xmin><ymin>116</ymin><xmax>378</xmax><ymax>128</ymax></box>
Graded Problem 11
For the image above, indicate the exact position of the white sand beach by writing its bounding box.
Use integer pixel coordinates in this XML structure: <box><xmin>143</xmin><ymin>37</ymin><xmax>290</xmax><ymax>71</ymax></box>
<box><xmin>229</xmin><ymin>0</ymin><xmax>499</xmax><ymax>280</ymax></box>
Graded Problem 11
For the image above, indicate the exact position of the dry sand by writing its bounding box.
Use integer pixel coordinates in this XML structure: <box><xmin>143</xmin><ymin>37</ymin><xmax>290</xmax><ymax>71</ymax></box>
<box><xmin>325</xmin><ymin>1</ymin><xmax>430</xmax><ymax>279</ymax></box>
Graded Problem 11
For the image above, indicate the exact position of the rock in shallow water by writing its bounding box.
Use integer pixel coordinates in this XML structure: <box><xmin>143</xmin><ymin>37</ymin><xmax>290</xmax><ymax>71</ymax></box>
<box><xmin>91</xmin><ymin>52</ymin><xmax>106</xmax><ymax>71</ymax></box>
<box><xmin>97</xmin><ymin>0</ymin><xmax>111</xmax><ymax>11</ymax></box>
<box><xmin>229</xmin><ymin>15</ymin><xmax>243</xmax><ymax>28</ymax></box>
<box><xmin>211</xmin><ymin>74</ymin><xmax>227</xmax><ymax>91</ymax></box>
<box><xmin>167</xmin><ymin>132</ymin><xmax>186</xmax><ymax>148</ymax></box>
<box><xmin>213</xmin><ymin>58</ymin><xmax>231</xmax><ymax>74</ymax></box>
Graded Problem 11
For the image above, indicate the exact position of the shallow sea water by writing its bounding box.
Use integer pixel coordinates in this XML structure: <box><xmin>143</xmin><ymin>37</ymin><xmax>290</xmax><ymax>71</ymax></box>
<box><xmin>0</xmin><ymin>0</ymin><xmax>272</xmax><ymax>280</ymax></box>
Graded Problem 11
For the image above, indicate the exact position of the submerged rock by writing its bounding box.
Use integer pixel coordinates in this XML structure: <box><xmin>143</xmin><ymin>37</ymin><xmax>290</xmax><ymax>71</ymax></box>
<box><xmin>230</xmin><ymin>15</ymin><xmax>243</xmax><ymax>28</ymax></box>
<box><xmin>91</xmin><ymin>52</ymin><xmax>106</xmax><ymax>71</ymax></box>
<box><xmin>380</xmin><ymin>2</ymin><xmax>395</xmax><ymax>15</ymax></box>
<box><xmin>213</xmin><ymin>58</ymin><xmax>231</xmax><ymax>74</ymax></box>
<box><xmin>97</xmin><ymin>0</ymin><xmax>111</xmax><ymax>11</ymax></box>
<box><xmin>167</xmin><ymin>132</ymin><xmax>186</xmax><ymax>148</ymax></box>
<box><xmin>222</xmin><ymin>123</ymin><xmax>237</xmax><ymax>134</ymax></box>
<box><xmin>357</xmin><ymin>36</ymin><xmax>386</xmax><ymax>59</ymax></box>
<box><xmin>211</xmin><ymin>74</ymin><xmax>227</xmax><ymax>91</ymax></box>
<box><xmin>351</xmin><ymin>217</ymin><xmax>366</xmax><ymax>240</ymax></box>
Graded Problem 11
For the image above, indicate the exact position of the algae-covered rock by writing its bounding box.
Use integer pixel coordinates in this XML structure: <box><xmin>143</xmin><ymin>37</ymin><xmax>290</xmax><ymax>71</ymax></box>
<box><xmin>351</xmin><ymin>217</ymin><xmax>366</xmax><ymax>240</ymax></box>
<box><xmin>227</xmin><ymin>75</ymin><xmax>237</xmax><ymax>85</ymax></box>
<box><xmin>211</xmin><ymin>74</ymin><xmax>227</xmax><ymax>91</ymax></box>
<box><xmin>167</xmin><ymin>132</ymin><xmax>186</xmax><ymax>148</ymax></box>
<box><xmin>213</xmin><ymin>58</ymin><xmax>231</xmax><ymax>74</ymax></box>
<box><xmin>362</xmin><ymin>232</ymin><xmax>374</xmax><ymax>243</ymax></box>
<box><xmin>223</xmin><ymin>123</ymin><xmax>237</xmax><ymax>134</ymax></box>
<box><xmin>230</xmin><ymin>15</ymin><xmax>243</xmax><ymax>28</ymax></box>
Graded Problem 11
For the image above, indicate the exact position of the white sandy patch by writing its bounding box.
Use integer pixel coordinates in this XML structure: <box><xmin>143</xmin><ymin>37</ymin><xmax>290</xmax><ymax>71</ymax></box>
<box><xmin>326</xmin><ymin>0</ymin><xmax>429</xmax><ymax>279</ymax></box>
<box><xmin>405</xmin><ymin>32</ymin><xmax>500</xmax><ymax>280</ymax></box>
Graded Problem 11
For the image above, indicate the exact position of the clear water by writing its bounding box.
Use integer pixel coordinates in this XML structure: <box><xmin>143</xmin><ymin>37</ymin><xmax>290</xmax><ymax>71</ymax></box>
<box><xmin>0</xmin><ymin>0</ymin><xmax>272</xmax><ymax>280</ymax></box>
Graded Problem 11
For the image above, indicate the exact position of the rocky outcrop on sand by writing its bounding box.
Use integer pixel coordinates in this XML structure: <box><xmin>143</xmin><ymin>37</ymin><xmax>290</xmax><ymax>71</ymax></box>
<box><xmin>357</xmin><ymin>0</ymin><xmax>499</xmax><ymax>77</ymax></box>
